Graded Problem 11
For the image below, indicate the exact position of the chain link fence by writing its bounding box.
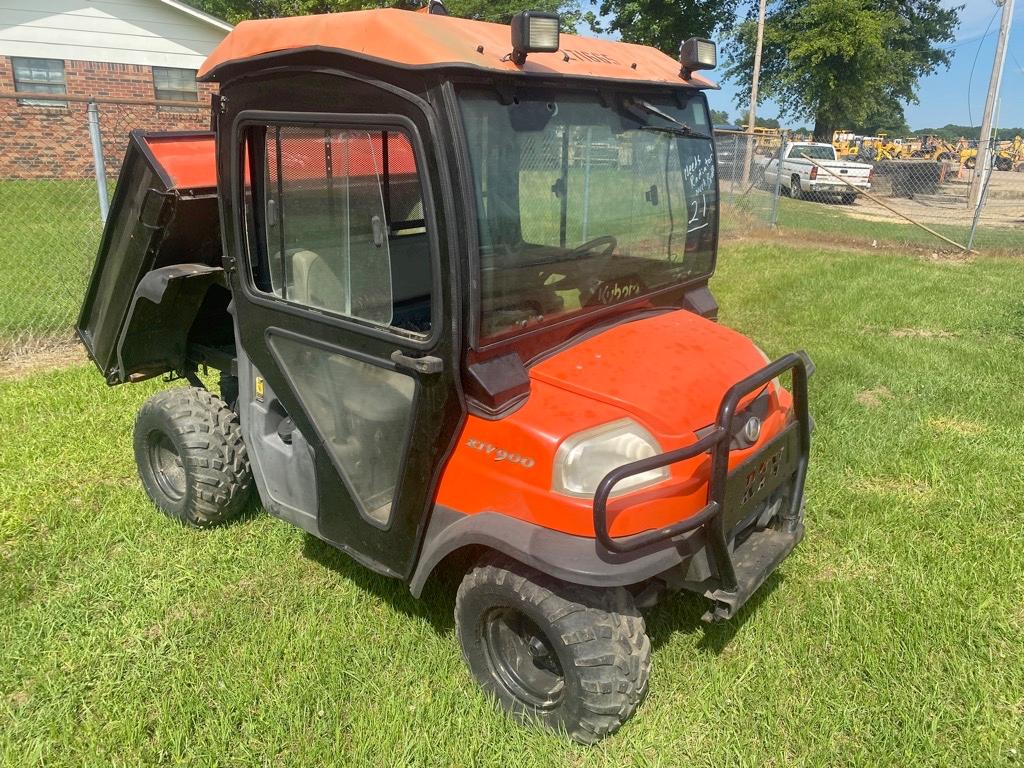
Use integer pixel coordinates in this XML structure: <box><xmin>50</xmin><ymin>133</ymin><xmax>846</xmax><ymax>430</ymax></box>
<box><xmin>2</xmin><ymin>101</ymin><xmax>1023</xmax><ymax>363</ymax></box>
<box><xmin>716</xmin><ymin>128</ymin><xmax>1024</xmax><ymax>257</ymax></box>
<box><xmin>0</xmin><ymin>95</ymin><xmax>207</xmax><ymax>362</ymax></box>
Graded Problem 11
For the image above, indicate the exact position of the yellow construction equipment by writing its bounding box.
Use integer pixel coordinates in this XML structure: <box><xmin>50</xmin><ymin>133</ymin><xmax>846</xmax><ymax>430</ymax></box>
<box><xmin>857</xmin><ymin>133</ymin><xmax>905</xmax><ymax>162</ymax></box>
<box><xmin>994</xmin><ymin>135</ymin><xmax>1024</xmax><ymax>171</ymax></box>
<box><xmin>751</xmin><ymin>126</ymin><xmax>782</xmax><ymax>155</ymax></box>
<box><xmin>832</xmin><ymin>130</ymin><xmax>861</xmax><ymax>160</ymax></box>
<box><xmin>911</xmin><ymin>135</ymin><xmax>960</xmax><ymax>163</ymax></box>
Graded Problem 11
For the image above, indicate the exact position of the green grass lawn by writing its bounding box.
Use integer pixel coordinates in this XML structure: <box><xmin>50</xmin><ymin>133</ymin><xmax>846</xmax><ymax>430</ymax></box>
<box><xmin>770</xmin><ymin>195</ymin><xmax>1021</xmax><ymax>252</ymax></box>
<box><xmin>3</xmin><ymin>240</ymin><xmax>1023</xmax><ymax>765</ymax></box>
<box><xmin>0</xmin><ymin>181</ymin><xmax>103</xmax><ymax>342</ymax></box>
<box><xmin>719</xmin><ymin>184</ymin><xmax>1024</xmax><ymax>254</ymax></box>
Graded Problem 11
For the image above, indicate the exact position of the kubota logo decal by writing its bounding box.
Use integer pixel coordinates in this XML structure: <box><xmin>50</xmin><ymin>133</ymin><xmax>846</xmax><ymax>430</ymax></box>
<box><xmin>466</xmin><ymin>438</ymin><xmax>535</xmax><ymax>468</ymax></box>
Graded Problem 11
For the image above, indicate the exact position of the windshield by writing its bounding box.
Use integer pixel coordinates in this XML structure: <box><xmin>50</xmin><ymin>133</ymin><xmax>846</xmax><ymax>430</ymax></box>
<box><xmin>459</xmin><ymin>89</ymin><xmax>717</xmax><ymax>343</ymax></box>
<box><xmin>792</xmin><ymin>145</ymin><xmax>836</xmax><ymax>160</ymax></box>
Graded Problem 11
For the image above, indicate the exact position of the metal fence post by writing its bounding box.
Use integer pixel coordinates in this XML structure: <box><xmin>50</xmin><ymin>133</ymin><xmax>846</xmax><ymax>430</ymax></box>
<box><xmin>87</xmin><ymin>100</ymin><xmax>110</xmax><ymax>223</ymax></box>
<box><xmin>967</xmin><ymin>154</ymin><xmax>993</xmax><ymax>251</ymax></box>
<box><xmin>769</xmin><ymin>132</ymin><xmax>786</xmax><ymax>228</ymax></box>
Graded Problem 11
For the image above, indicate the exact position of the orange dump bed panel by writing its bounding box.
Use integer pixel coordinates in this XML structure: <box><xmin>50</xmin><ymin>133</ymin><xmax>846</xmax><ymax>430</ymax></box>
<box><xmin>198</xmin><ymin>8</ymin><xmax>717</xmax><ymax>90</ymax></box>
<box><xmin>145</xmin><ymin>133</ymin><xmax>217</xmax><ymax>191</ymax></box>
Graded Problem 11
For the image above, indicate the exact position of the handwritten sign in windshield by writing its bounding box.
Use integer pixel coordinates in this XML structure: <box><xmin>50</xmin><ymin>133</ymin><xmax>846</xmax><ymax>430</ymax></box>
<box><xmin>683</xmin><ymin>149</ymin><xmax>715</xmax><ymax>234</ymax></box>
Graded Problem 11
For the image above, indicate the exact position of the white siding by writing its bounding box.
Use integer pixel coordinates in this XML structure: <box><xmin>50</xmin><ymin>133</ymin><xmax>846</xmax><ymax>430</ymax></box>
<box><xmin>0</xmin><ymin>0</ymin><xmax>229</xmax><ymax>69</ymax></box>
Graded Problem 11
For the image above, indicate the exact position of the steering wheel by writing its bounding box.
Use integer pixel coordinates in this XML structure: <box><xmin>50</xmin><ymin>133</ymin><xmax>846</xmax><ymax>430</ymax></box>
<box><xmin>568</xmin><ymin>235</ymin><xmax>617</xmax><ymax>260</ymax></box>
<box><xmin>541</xmin><ymin>235</ymin><xmax>619</xmax><ymax>290</ymax></box>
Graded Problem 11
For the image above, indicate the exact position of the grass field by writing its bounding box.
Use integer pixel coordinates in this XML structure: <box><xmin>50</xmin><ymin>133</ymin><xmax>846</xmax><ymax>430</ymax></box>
<box><xmin>3</xmin><ymin>239</ymin><xmax>1023</xmax><ymax>765</ymax></box>
<box><xmin>0</xmin><ymin>181</ymin><xmax>103</xmax><ymax>341</ymax></box>
<box><xmin>721</xmin><ymin>187</ymin><xmax>1024</xmax><ymax>253</ymax></box>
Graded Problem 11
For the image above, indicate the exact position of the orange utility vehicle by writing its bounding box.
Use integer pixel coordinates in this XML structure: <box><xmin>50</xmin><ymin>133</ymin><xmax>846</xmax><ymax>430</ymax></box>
<box><xmin>77</xmin><ymin>4</ymin><xmax>813</xmax><ymax>743</ymax></box>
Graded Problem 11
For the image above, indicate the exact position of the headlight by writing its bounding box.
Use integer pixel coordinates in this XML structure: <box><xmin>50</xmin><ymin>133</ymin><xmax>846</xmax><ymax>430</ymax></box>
<box><xmin>552</xmin><ymin>419</ymin><xmax>668</xmax><ymax>498</ymax></box>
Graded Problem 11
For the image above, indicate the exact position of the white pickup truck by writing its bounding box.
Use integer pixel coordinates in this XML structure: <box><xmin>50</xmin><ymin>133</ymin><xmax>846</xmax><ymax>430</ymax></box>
<box><xmin>759</xmin><ymin>142</ymin><xmax>873</xmax><ymax>204</ymax></box>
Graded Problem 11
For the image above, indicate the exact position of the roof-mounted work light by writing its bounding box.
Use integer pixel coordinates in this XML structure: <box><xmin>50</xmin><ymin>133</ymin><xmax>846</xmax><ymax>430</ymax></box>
<box><xmin>510</xmin><ymin>11</ymin><xmax>560</xmax><ymax>66</ymax></box>
<box><xmin>679</xmin><ymin>37</ymin><xmax>716</xmax><ymax>79</ymax></box>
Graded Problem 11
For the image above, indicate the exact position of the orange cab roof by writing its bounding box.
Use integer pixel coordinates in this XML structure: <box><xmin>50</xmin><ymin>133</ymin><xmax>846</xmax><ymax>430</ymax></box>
<box><xmin>198</xmin><ymin>8</ymin><xmax>717</xmax><ymax>89</ymax></box>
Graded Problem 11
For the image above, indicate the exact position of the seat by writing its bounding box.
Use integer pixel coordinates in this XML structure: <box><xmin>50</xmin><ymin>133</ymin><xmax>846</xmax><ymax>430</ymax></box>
<box><xmin>291</xmin><ymin>248</ymin><xmax>347</xmax><ymax>314</ymax></box>
<box><xmin>282</xmin><ymin>247</ymin><xmax>413</xmax><ymax>526</ymax></box>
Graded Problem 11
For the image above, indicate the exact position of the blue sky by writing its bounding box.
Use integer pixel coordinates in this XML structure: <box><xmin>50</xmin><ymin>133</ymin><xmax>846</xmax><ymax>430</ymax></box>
<box><xmin>584</xmin><ymin>0</ymin><xmax>1024</xmax><ymax>131</ymax></box>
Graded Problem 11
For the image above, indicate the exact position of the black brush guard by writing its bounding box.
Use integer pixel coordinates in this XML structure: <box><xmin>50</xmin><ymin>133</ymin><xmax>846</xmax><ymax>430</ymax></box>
<box><xmin>593</xmin><ymin>351</ymin><xmax>813</xmax><ymax>621</ymax></box>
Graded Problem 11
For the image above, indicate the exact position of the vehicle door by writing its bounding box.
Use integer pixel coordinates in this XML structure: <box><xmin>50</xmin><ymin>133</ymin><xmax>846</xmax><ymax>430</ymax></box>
<box><xmin>224</xmin><ymin>78</ymin><xmax>462</xmax><ymax>579</ymax></box>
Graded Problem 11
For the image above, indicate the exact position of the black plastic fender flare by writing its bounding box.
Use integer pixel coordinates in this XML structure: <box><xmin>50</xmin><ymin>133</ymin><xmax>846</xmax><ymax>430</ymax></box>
<box><xmin>408</xmin><ymin>506</ymin><xmax>709</xmax><ymax>597</ymax></box>
<box><xmin>115</xmin><ymin>263</ymin><xmax>225</xmax><ymax>383</ymax></box>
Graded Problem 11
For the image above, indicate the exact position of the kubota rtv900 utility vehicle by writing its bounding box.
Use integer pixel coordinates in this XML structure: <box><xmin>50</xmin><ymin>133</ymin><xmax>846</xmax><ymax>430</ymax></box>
<box><xmin>77</xmin><ymin>5</ymin><xmax>813</xmax><ymax>743</ymax></box>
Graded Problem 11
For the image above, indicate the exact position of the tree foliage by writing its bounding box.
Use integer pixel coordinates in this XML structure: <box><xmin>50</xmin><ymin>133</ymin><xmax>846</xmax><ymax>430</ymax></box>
<box><xmin>911</xmin><ymin>124</ymin><xmax>1024</xmax><ymax>141</ymax></box>
<box><xmin>725</xmin><ymin>0</ymin><xmax>959</xmax><ymax>140</ymax></box>
<box><xmin>709</xmin><ymin>108</ymin><xmax>731</xmax><ymax>125</ymax></box>
<box><xmin>187</xmin><ymin>0</ymin><xmax>597</xmax><ymax>32</ymax></box>
<box><xmin>736</xmin><ymin>110</ymin><xmax>780</xmax><ymax>129</ymax></box>
<box><xmin>596</xmin><ymin>0</ymin><xmax>738</xmax><ymax>56</ymax></box>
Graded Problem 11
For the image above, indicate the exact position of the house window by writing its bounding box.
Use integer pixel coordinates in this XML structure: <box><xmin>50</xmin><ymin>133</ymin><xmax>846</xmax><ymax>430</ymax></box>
<box><xmin>11</xmin><ymin>57</ymin><xmax>67</xmax><ymax>107</ymax></box>
<box><xmin>152</xmin><ymin>67</ymin><xmax>198</xmax><ymax>109</ymax></box>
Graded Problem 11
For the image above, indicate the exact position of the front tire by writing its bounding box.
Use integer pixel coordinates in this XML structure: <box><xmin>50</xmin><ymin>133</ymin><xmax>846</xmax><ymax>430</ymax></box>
<box><xmin>133</xmin><ymin>387</ymin><xmax>252</xmax><ymax>527</ymax></box>
<box><xmin>455</xmin><ymin>556</ymin><xmax>651</xmax><ymax>744</ymax></box>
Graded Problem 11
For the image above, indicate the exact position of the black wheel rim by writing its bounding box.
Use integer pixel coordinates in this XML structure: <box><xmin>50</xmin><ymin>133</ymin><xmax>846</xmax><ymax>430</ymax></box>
<box><xmin>482</xmin><ymin>607</ymin><xmax>565</xmax><ymax>709</ymax></box>
<box><xmin>147</xmin><ymin>431</ymin><xmax>185</xmax><ymax>502</ymax></box>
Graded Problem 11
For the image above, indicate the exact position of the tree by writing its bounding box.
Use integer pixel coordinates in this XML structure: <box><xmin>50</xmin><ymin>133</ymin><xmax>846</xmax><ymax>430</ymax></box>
<box><xmin>709</xmin><ymin>109</ymin><xmax>731</xmax><ymax>125</ymax></box>
<box><xmin>597</xmin><ymin>0</ymin><xmax>739</xmax><ymax>56</ymax></box>
<box><xmin>725</xmin><ymin>0</ymin><xmax>959</xmax><ymax>140</ymax></box>
<box><xmin>188</xmin><ymin>0</ymin><xmax>597</xmax><ymax>31</ymax></box>
<box><xmin>736</xmin><ymin>110</ymin><xmax>780</xmax><ymax>129</ymax></box>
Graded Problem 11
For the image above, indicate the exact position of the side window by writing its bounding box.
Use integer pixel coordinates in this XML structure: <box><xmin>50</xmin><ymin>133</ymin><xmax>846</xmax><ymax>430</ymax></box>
<box><xmin>244</xmin><ymin>124</ymin><xmax>433</xmax><ymax>336</ymax></box>
<box><xmin>152</xmin><ymin>66</ymin><xmax>199</xmax><ymax>112</ymax></box>
<box><xmin>12</xmin><ymin>57</ymin><xmax>67</xmax><ymax>107</ymax></box>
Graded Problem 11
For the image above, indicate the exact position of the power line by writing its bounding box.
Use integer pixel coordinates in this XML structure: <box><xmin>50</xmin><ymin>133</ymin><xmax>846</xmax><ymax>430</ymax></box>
<box><xmin>967</xmin><ymin>6</ymin><xmax>1000</xmax><ymax>127</ymax></box>
<box><xmin>1010</xmin><ymin>49</ymin><xmax>1024</xmax><ymax>75</ymax></box>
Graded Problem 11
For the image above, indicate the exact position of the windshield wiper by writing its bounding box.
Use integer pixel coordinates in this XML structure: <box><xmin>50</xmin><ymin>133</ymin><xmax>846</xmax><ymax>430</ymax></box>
<box><xmin>639</xmin><ymin>124</ymin><xmax>711</xmax><ymax>140</ymax></box>
<box><xmin>631</xmin><ymin>100</ymin><xmax>712</xmax><ymax>140</ymax></box>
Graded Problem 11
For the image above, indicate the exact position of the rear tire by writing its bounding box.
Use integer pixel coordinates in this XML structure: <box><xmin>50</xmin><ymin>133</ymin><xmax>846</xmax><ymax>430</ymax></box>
<box><xmin>791</xmin><ymin>176</ymin><xmax>804</xmax><ymax>200</ymax></box>
<box><xmin>133</xmin><ymin>386</ymin><xmax>252</xmax><ymax>527</ymax></box>
<box><xmin>840</xmin><ymin>193</ymin><xmax>856</xmax><ymax>205</ymax></box>
<box><xmin>455</xmin><ymin>556</ymin><xmax>650</xmax><ymax>744</ymax></box>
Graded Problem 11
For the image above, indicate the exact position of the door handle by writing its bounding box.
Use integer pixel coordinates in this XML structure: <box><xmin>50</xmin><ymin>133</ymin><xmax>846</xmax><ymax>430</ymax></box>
<box><xmin>391</xmin><ymin>350</ymin><xmax>444</xmax><ymax>375</ymax></box>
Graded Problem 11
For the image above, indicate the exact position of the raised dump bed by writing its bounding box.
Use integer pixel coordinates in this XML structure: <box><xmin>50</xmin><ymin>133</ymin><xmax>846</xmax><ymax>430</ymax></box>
<box><xmin>77</xmin><ymin>131</ymin><xmax>231</xmax><ymax>385</ymax></box>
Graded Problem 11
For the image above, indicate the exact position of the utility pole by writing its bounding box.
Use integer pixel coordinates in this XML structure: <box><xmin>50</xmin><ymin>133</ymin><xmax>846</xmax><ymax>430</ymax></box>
<box><xmin>972</xmin><ymin>0</ymin><xmax>1014</xmax><ymax>207</ymax></box>
<box><xmin>741</xmin><ymin>0</ymin><xmax>768</xmax><ymax>185</ymax></box>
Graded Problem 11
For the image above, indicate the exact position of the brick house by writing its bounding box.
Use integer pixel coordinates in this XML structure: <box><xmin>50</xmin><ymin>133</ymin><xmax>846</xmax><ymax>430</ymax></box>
<box><xmin>0</xmin><ymin>0</ymin><xmax>230</xmax><ymax>179</ymax></box>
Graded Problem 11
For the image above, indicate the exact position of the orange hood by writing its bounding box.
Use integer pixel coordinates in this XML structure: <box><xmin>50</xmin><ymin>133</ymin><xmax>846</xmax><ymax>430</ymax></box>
<box><xmin>529</xmin><ymin>310</ymin><xmax>768</xmax><ymax>440</ymax></box>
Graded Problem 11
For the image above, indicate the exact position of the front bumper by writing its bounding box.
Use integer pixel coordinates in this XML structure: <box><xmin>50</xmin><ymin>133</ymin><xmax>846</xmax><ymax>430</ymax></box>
<box><xmin>810</xmin><ymin>182</ymin><xmax>868</xmax><ymax>194</ymax></box>
<box><xmin>593</xmin><ymin>351</ymin><xmax>813</xmax><ymax>621</ymax></box>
